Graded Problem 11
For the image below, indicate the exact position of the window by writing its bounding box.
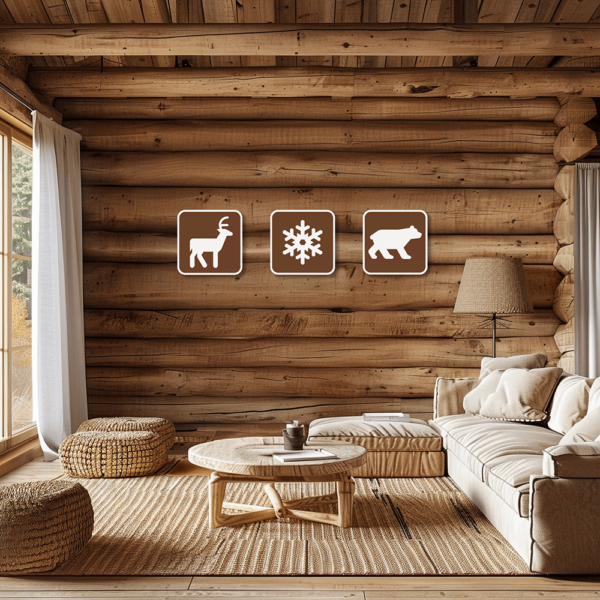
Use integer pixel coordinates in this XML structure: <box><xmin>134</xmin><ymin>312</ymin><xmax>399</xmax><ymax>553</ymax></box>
<box><xmin>0</xmin><ymin>120</ymin><xmax>35</xmax><ymax>453</ymax></box>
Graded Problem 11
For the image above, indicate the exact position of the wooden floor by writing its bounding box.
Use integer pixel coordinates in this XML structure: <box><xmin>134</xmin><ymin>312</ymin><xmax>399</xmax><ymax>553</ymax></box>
<box><xmin>1</xmin><ymin>458</ymin><xmax>600</xmax><ymax>599</ymax></box>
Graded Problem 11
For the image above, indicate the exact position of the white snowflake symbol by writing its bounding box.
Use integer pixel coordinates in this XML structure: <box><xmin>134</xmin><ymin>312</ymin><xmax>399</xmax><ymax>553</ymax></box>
<box><xmin>283</xmin><ymin>220</ymin><xmax>323</xmax><ymax>265</ymax></box>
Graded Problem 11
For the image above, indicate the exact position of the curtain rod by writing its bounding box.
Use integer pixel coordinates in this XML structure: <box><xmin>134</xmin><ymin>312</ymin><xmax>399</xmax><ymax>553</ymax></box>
<box><xmin>0</xmin><ymin>81</ymin><xmax>35</xmax><ymax>113</ymax></box>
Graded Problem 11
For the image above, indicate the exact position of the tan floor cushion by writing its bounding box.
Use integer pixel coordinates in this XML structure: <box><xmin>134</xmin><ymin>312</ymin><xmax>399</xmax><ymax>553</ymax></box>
<box><xmin>350</xmin><ymin>450</ymin><xmax>445</xmax><ymax>478</ymax></box>
<box><xmin>308</xmin><ymin>416</ymin><xmax>444</xmax><ymax>477</ymax></box>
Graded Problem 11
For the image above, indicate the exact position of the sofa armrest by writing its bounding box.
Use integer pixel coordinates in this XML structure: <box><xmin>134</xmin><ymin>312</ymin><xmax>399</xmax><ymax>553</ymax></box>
<box><xmin>530</xmin><ymin>475</ymin><xmax>600</xmax><ymax>574</ymax></box>
<box><xmin>433</xmin><ymin>377</ymin><xmax>478</xmax><ymax>419</ymax></box>
<box><xmin>543</xmin><ymin>442</ymin><xmax>600</xmax><ymax>478</ymax></box>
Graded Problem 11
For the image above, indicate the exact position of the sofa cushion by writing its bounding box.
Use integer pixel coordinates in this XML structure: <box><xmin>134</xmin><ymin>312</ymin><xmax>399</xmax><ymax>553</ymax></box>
<box><xmin>560</xmin><ymin>406</ymin><xmax>600</xmax><ymax>444</ymax></box>
<box><xmin>480</xmin><ymin>352</ymin><xmax>547</xmax><ymax>379</ymax></box>
<box><xmin>433</xmin><ymin>414</ymin><xmax>561</xmax><ymax>481</ymax></box>
<box><xmin>463</xmin><ymin>370</ymin><xmax>504</xmax><ymax>415</ymax></box>
<box><xmin>479</xmin><ymin>367</ymin><xmax>563</xmax><ymax>422</ymax></box>
<box><xmin>547</xmin><ymin>375</ymin><xmax>595</xmax><ymax>435</ymax></box>
<box><xmin>307</xmin><ymin>416</ymin><xmax>442</xmax><ymax>452</ymax></box>
<box><xmin>485</xmin><ymin>455</ymin><xmax>543</xmax><ymax>517</ymax></box>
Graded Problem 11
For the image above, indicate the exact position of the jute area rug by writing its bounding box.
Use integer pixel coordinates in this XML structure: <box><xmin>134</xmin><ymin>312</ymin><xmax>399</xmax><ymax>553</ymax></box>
<box><xmin>52</xmin><ymin>460</ymin><xmax>529</xmax><ymax>576</ymax></box>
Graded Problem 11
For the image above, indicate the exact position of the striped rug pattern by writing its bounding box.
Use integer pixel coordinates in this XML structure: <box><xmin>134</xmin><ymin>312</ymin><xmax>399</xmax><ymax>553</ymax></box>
<box><xmin>53</xmin><ymin>470</ymin><xmax>529</xmax><ymax>576</ymax></box>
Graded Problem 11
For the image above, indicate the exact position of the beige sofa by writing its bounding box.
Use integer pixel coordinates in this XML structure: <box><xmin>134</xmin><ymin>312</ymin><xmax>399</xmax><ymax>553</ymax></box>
<box><xmin>431</xmin><ymin>373</ymin><xmax>600</xmax><ymax>575</ymax></box>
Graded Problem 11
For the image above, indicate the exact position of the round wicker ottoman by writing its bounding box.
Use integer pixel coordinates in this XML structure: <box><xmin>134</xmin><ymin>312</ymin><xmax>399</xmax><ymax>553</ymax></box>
<box><xmin>59</xmin><ymin>430</ymin><xmax>168</xmax><ymax>478</ymax></box>
<box><xmin>0</xmin><ymin>479</ymin><xmax>94</xmax><ymax>574</ymax></box>
<box><xmin>77</xmin><ymin>417</ymin><xmax>175</xmax><ymax>453</ymax></box>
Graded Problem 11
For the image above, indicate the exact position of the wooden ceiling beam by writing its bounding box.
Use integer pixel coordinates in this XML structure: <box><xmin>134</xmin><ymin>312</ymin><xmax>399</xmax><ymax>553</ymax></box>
<box><xmin>27</xmin><ymin>66</ymin><xmax>600</xmax><ymax>98</ymax></box>
<box><xmin>4</xmin><ymin>23</ymin><xmax>600</xmax><ymax>56</ymax></box>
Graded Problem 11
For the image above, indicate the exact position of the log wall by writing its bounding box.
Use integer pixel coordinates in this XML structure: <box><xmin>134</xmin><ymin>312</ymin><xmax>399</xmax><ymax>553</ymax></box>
<box><xmin>62</xmin><ymin>96</ymin><xmax>574</xmax><ymax>432</ymax></box>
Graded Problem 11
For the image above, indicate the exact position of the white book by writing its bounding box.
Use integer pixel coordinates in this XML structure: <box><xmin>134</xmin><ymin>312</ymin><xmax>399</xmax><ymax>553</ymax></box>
<box><xmin>273</xmin><ymin>449</ymin><xmax>338</xmax><ymax>463</ymax></box>
<box><xmin>363</xmin><ymin>412</ymin><xmax>411</xmax><ymax>422</ymax></box>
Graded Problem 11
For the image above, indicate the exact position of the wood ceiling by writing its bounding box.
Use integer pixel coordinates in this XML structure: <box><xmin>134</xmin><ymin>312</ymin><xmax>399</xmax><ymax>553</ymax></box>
<box><xmin>1</xmin><ymin>0</ymin><xmax>600</xmax><ymax>71</ymax></box>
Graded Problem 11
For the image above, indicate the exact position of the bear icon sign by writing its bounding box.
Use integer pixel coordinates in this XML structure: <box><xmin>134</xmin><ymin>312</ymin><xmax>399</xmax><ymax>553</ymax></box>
<box><xmin>368</xmin><ymin>225</ymin><xmax>422</xmax><ymax>260</ymax></box>
<box><xmin>363</xmin><ymin>210</ymin><xmax>428</xmax><ymax>275</ymax></box>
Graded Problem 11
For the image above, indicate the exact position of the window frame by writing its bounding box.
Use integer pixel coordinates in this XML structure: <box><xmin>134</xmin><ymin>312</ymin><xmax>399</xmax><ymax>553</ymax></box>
<box><xmin>0</xmin><ymin>118</ymin><xmax>36</xmax><ymax>455</ymax></box>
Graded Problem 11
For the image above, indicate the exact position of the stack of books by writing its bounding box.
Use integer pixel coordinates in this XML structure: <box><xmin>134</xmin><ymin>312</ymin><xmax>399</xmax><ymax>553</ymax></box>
<box><xmin>363</xmin><ymin>412</ymin><xmax>411</xmax><ymax>422</ymax></box>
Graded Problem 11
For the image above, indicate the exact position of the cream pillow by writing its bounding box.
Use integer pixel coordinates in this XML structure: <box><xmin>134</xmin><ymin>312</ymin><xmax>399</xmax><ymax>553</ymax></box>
<box><xmin>479</xmin><ymin>353</ymin><xmax>547</xmax><ymax>380</ymax></box>
<box><xmin>560</xmin><ymin>406</ymin><xmax>600</xmax><ymax>444</ymax></box>
<box><xmin>547</xmin><ymin>375</ymin><xmax>595</xmax><ymax>435</ymax></box>
<box><xmin>479</xmin><ymin>367</ymin><xmax>563</xmax><ymax>422</ymax></box>
<box><xmin>589</xmin><ymin>378</ymin><xmax>600</xmax><ymax>413</ymax></box>
<box><xmin>463</xmin><ymin>370</ymin><xmax>504</xmax><ymax>415</ymax></box>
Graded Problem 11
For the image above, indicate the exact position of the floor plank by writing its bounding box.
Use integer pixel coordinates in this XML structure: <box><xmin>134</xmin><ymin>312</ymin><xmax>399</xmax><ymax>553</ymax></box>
<box><xmin>0</xmin><ymin>456</ymin><xmax>62</xmax><ymax>486</ymax></box>
<box><xmin>189</xmin><ymin>577</ymin><xmax>600</xmax><ymax>591</ymax></box>
<box><xmin>0</xmin><ymin>592</ymin><xmax>364</xmax><ymax>599</ymax></box>
<box><xmin>0</xmin><ymin>577</ymin><xmax>193</xmax><ymax>591</ymax></box>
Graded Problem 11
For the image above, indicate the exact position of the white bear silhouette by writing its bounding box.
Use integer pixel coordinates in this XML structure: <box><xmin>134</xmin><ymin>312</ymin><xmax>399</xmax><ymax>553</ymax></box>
<box><xmin>368</xmin><ymin>225</ymin><xmax>422</xmax><ymax>260</ymax></box>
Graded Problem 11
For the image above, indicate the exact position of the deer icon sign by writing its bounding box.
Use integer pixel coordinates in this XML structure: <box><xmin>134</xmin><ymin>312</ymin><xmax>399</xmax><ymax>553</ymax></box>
<box><xmin>190</xmin><ymin>216</ymin><xmax>233</xmax><ymax>269</ymax></box>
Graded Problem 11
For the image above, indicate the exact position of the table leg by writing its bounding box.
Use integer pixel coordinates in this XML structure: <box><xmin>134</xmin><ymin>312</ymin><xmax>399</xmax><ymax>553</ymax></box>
<box><xmin>209</xmin><ymin>472</ymin><xmax>227</xmax><ymax>528</ymax></box>
<box><xmin>336</xmin><ymin>476</ymin><xmax>355</xmax><ymax>528</ymax></box>
<box><xmin>210</xmin><ymin>472</ymin><xmax>277</xmax><ymax>528</ymax></box>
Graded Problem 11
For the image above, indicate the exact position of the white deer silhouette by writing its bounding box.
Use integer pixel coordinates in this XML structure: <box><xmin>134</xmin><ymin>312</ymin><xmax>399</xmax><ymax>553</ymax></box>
<box><xmin>190</xmin><ymin>216</ymin><xmax>233</xmax><ymax>269</ymax></box>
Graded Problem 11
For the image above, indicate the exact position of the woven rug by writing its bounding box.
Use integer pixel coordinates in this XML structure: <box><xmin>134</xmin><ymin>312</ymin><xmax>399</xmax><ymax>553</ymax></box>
<box><xmin>51</xmin><ymin>468</ymin><xmax>529</xmax><ymax>576</ymax></box>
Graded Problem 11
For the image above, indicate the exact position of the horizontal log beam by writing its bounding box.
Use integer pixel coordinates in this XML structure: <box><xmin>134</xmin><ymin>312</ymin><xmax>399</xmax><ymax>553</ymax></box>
<box><xmin>85</xmin><ymin>336</ymin><xmax>560</xmax><ymax>368</ymax></box>
<box><xmin>87</xmin><ymin>396</ymin><xmax>433</xmax><ymax>424</ymax></box>
<box><xmin>82</xmin><ymin>231</ymin><xmax>559</xmax><ymax>265</ymax></box>
<box><xmin>83</xmin><ymin>308</ymin><xmax>561</xmax><ymax>340</ymax></box>
<box><xmin>0</xmin><ymin>65</ymin><xmax>61</xmax><ymax>124</ymax></box>
<box><xmin>86</xmin><ymin>366</ymin><xmax>480</xmax><ymax>397</ymax></box>
<box><xmin>57</xmin><ymin>97</ymin><xmax>561</xmax><ymax>122</ymax></box>
<box><xmin>71</xmin><ymin>119</ymin><xmax>558</xmax><ymax>154</ymax></box>
<box><xmin>82</xmin><ymin>187</ymin><xmax>561</xmax><ymax>235</ymax></box>
<box><xmin>81</xmin><ymin>151</ymin><xmax>558</xmax><ymax>188</ymax></box>
<box><xmin>27</xmin><ymin>67</ymin><xmax>600</xmax><ymax>99</ymax></box>
<box><xmin>6</xmin><ymin>23</ymin><xmax>600</xmax><ymax>57</ymax></box>
<box><xmin>83</xmin><ymin>263</ymin><xmax>562</xmax><ymax>311</ymax></box>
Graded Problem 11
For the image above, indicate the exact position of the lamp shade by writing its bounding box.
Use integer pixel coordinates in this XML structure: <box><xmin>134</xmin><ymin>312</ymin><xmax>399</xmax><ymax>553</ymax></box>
<box><xmin>453</xmin><ymin>258</ymin><xmax>533</xmax><ymax>315</ymax></box>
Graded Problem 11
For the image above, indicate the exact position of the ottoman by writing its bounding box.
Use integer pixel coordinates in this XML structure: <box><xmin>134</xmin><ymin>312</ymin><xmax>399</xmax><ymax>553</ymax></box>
<box><xmin>77</xmin><ymin>417</ymin><xmax>176</xmax><ymax>453</ymax></box>
<box><xmin>0</xmin><ymin>480</ymin><xmax>94</xmax><ymax>574</ymax></box>
<box><xmin>307</xmin><ymin>416</ymin><xmax>445</xmax><ymax>478</ymax></box>
<box><xmin>59</xmin><ymin>430</ymin><xmax>168</xmax><ymax>478</ymax></box>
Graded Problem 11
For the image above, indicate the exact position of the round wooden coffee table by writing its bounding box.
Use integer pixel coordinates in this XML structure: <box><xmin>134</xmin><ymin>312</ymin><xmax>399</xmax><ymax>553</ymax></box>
<box><xmin>188</xmin><ymin>437</ymin><xmax>367</xmax><ymax>529</ymax></box>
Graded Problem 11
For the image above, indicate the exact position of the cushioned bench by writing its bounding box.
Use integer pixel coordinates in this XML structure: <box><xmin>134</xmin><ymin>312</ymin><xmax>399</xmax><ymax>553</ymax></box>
<box><xmin>307</xmin><ymin>416</ymin><xmax>445</xmax><ymax>478</ymax></box>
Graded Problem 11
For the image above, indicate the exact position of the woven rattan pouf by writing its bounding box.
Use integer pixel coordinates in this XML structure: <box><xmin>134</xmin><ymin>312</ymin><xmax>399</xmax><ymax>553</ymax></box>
<box><xmin>77</xmin><ymin>417</ymin><xmax>175</xmax><ymax>453</ymax></box>
<box><xmin>0</xmin><ymin>479</ymin><xmax>94</xmax><ymax>574</ymax></box>
<box><xmin>59</xmin><ymin>430</ymin><xmax>168</xmax><ymax>478</ymax></box>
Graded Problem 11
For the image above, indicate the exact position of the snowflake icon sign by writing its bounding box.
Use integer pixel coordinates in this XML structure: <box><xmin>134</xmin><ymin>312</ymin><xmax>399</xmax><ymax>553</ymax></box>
<box><xmin>283</xmin><ymin>220</ymin><xmax>323</xmax><ymax>265</ymax></box>
<box><xmin>271</xmin><ymin>210</ymin><xmax>335</xmax><ymax>275</ymax></box>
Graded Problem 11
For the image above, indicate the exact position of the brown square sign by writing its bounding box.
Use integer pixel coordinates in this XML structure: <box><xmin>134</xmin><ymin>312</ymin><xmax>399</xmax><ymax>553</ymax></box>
<box><xmin>177</xmin><ymin>210</ymin><xmax>242</xmax><ymax>275</ymax></box>
<box><xmin>363</xmin><ymin>210</ymin><xmax>428</xmax><ymax>275</ymax></box>
<box><xmin>271</xmin><ymin>210</ymin><xmax>335</xmax><ymax>275</ymax></box>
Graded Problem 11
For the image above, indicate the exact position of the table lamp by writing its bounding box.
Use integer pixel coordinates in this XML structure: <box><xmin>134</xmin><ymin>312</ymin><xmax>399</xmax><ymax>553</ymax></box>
<box><xmin>453</xmin><ymin>257</ymin><xmax>533</xmax><ymax>358</ymax></box>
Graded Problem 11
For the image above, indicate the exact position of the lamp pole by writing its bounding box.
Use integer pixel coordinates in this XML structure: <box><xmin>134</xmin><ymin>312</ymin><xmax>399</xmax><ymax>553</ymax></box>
<box><xmin>492</xmin><ymin>313</ymin><xmax>497</xmax><ymax>358</ymax></box>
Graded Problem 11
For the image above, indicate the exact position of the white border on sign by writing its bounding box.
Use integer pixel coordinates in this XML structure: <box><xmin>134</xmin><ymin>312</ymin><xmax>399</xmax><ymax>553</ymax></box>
<box><xmin>362</xmin><ymin>210</ymin><xmax>428</xmax><ymax>276</ymax></box>
<box><xmin>270</xmin><ymin>209</ymin><xmax>336</xmax><ymax>276</ymax></box>
<box><xmin>177</xmin><ymin>209</ymin><xmax>243</xmax><ymax>276</ymax></box>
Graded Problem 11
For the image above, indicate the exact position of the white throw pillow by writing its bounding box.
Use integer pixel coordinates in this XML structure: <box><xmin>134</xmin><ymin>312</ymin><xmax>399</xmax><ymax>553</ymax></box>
<box><xmin>561</xmin><ymin>406</ymin><xmax>600</xmax><ymax>445</ymax></box>
<box><xmin>479</xmin><ymin>353</ymin><xmax>547</xmax><ymax>380</ymax></box>
<box><xmin>547</xmin><ymin>375</ymin><xmax>595</xmax><ymax>435</ymax></box>
<box><xmin>463</xmin><ymin>370</ymin><xmax>504</xmax><ymax>415</ymax></box>
<box><xmin>479</xmin><ymin>367</ymin><xmax>563</xmax><ymax>422</ymax></box>
<box><xmin>589</xmin><ymin>378</ymin><xmax>600</xmax><ymax>413</ymax></box>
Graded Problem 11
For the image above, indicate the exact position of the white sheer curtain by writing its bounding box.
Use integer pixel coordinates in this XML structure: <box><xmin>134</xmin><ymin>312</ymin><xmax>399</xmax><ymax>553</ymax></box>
<box><xmin>575</xmin><ymin>164</ymin><xmax>600</xmax><ymax>378</ymax></box>
<box><xmin>32</xmin><ymin>111</ymin><xmax>87</xmax><ymax>460</ymax></box>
